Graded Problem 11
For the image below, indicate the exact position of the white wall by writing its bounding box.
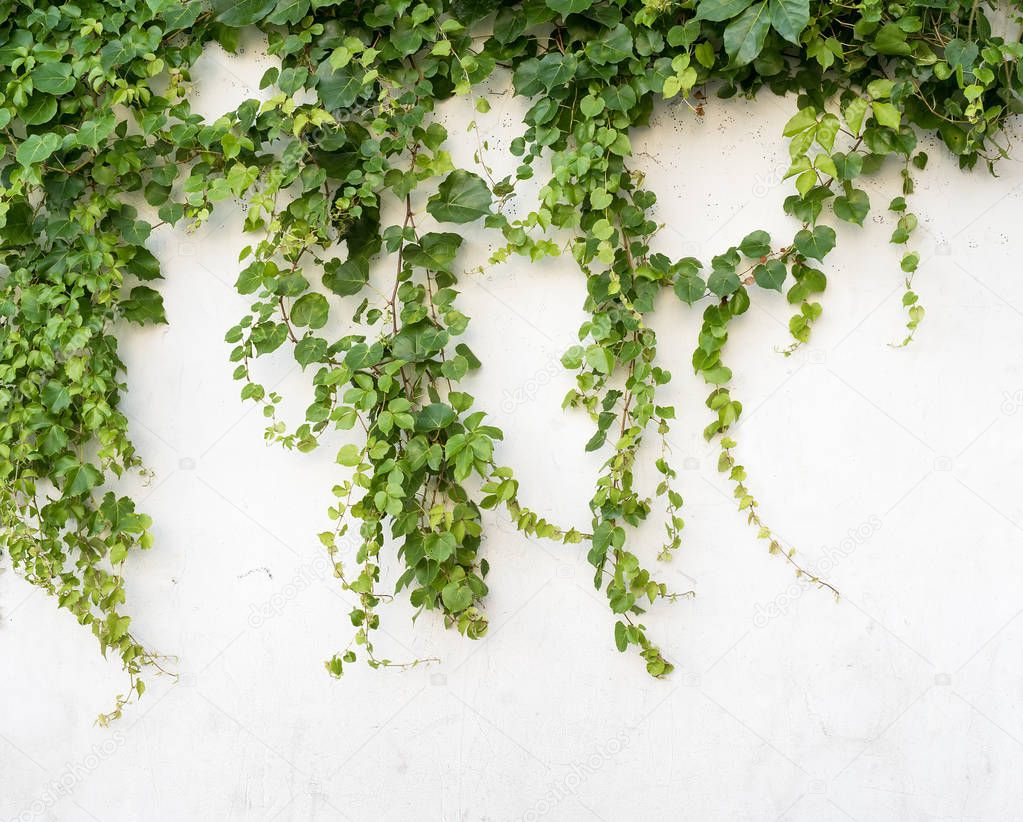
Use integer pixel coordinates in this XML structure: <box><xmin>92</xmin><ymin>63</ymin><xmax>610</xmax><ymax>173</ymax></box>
<box><xmin>4</xmin><ymin>42</ymin><xmax>1023</xmax><ymax>822</ymax></box>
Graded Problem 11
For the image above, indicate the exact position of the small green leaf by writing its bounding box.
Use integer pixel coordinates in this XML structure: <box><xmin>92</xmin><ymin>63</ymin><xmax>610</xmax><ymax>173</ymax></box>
<box><xmin>614</xmin><ymin>621</ymin><xmax>628</xmax><ymax>652</ymax></box>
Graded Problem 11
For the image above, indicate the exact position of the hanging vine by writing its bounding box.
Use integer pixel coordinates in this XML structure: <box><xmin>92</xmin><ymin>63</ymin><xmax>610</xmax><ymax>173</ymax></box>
<box><xmin>1</xmin><ymin>0</ymin><xmax>1021</xmax><ymax>720</ymax></box>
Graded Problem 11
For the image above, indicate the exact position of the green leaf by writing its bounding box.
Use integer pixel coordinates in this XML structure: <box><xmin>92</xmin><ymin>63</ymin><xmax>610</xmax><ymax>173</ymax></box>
<box><xmin>21</xmin><ymin>95</ymin><xmax>57</xmax><ymax>125</ymax></box>
<box><xmin>441</xmin><ymin>581</ymin><xmax>474</xmax><ymax>612</ymax></box>
<box><xmin>703</xmin><ymin>365</ymin><xmax>733</xmax><ymax>384</ymax></box>
<box><xmin>871</xmin><ymin>101</ymin><xmax>901</xmax><ymax>130</ymax></box>
<box><xmin>695</xmin><ymin>0</ymin><xmax>754</xmax><ymax>22</ymax></box>
<box><xmin>707</xmin><ymin>266</ymin><xmax>740</xmax><ymax>297</ymax></box>
<box><xmin>833</xmin><ymin>188</ymin><xmax>870</xmax><ymax>225</ymax></box>
<box><xmin>546</xmin><ymin>0</ymin><xmax>593</xmax><ymax>14</ymax></box>
<box><xmin>739</xmin><ymin>230</ymin><xmax>771</xmax><ymax>258</ymax></box>
<box><xmin>42</xmin><ymin>381</ymin><xmax>72</xmax><ymax>413</ymax></box>
<box><xmin>944</xmin><ymin>38</ymin><xmax>978</xmax><ymax>69</ymax></box>
<box><xmin>99</xmin><ymin>39</ymin><xmax>135</xmax><ymax>71</ymax></box>
<box><xmin>843</xmin><ymin>98</ymin><xmax>868</xmax><ymax>135</ymax></box>
<box><xmin>291</xmin><ymin>293</ymin><xmax>329</xmax><ymax>329</ymax></box>
<box><xmin>403</xmin><ymin>233</ymin><xmax>463</xmax><ymax>272</ymax></box>
<box><xmin>794</xmin><ymin>225</ymin><xmax>837</xmax><ymax>260</ymax></box>
<box><xmin>295</xmin><ymin>336</ymin><xmax>327</xmax><ymax>367</ymax></box>
<box><xmin>323</xmin><ymin>258</ymin><xmax>368</xmax><ymax>296</ymax></box>
<box><xmin>673</xmin><ymin>260</ymin><xmax>706</xmax><ymax>304</ymax></box>
<box><xmin>32</xmin><ymin>62</ymin><xmax>74</xmax><ymax>95</ymax></box>
<box><xmin>77</xmin><ymin>114</ymin><xmax>117</xmax><ymax>149</ymax></box>
<box><xmin>120</xmin><ymin>287</ymin><xmax>167</xmax><ymax>325</ymax></box>
<box><xmin>315</xmin><ymin>61</ymin><xmax>361</xmax><ymax>110</ymax></box>
<box><xmin>337</xmin><ymin>444</ymin><xmax>361</xmax><ymax>467</ymax></box>
<box><xmin>866</xmin><ymin>79</ymin><xmax>894</xmax><ymax>100</ymax></box>
<box><xmin>416</xmin><ymin>403</ymin><xmax>457</xmax><ymax>431</ymax></box>
<box><xmin>61</xmin><ymin>461</ymin><xmax>103</xmax><ymax>498</ymax></box>
<box><xmin>753</xmin><ymin>259</ymin><xmax>787</xmax><ymax>291</ymax></box>
<box><xmin>873</xmin><ymin>23</ymin><xmax>911</xmax><ymax>56</ymax></box>
<box><xmin>426</xmin><ymin>532</ymin><xmax>458</xmax><ymax>563</ymax></box>
<box><xmin>782</xmin><ymin>107</ymin><xmax>817</xmax><ymax>136</ymax></box>
<box><xmin>16</xmin><ymin>132</ymin><xmax>62</xmax><ymax>167</ymax></box>
<box><xmin>768</xmin><ymin>0</ymin><xmax>809</xmax><ymax>44</ymax></box>
<box><xmin>213</xmin><ymin>0</ymin><xmax>277</xmax><ymax>26</ymax></box>
<box><xmin>614</xmin><ymin>621</ymin><xmax>628</xmax><ymax>652</ymax></box>
<box><xmin>723</xmin><ymin>2</ymin><xmax>771</xmax><ymax>66</ymax></box>
<box><xmin>267</xmin><ymin>0</ymin><xmax>311</xmax><ymax>25</ymax></box>
<box><xmin>427</xmin><ymin>170</ymin><xmax>493</xmax><ymax>223</ymax></box>
<box><xmin>586</xmin><ymin>24</ymin><xmax>634</xmax><ymax>65</ymax></box>
<box><xmin>585</xmin><ymin>345</ymin><xmax>614</xmax><ymax>375</ymax></box>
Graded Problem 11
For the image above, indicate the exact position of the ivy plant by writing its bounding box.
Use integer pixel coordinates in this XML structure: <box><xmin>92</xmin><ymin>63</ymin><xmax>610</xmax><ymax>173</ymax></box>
<box><xmin>2</xmin><ymin>0</ymin><xmax>1021</xmax><ymax>720</ymax></box>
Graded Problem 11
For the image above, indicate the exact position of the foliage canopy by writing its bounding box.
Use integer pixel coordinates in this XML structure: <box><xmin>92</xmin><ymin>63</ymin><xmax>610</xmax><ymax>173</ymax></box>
<box><xmin>2</xmin><ymin>0</ymin><xmax>1021</xmax><ymax>720</ymax></box>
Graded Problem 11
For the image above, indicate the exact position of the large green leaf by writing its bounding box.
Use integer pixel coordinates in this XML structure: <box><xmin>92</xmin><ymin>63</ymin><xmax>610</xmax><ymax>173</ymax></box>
<box><xmin>426</xmin><ymin>170</ymin><xmax>492</xmax><ymax>224</ymax></box>
<box><xmin>695</xmin><ymin>0</ymin><xmax>755</xmax><ymax>21</ymax></box>
<box><xmin>32</xmin><ymin>62</ymin><xmax>74</xmax><ymax>95</ymax></box>
<box><xmin>833</xmin><ymin>188</ymin><xmax>870</xmax><ymax>225</ymax></box>
<box><xmin>416</xmin><ymin>403</ymin><xmax>457</xmax><ymax>431</ymax></box>
<box><xmin>120</xmin><ymin>286</ymin><xmax>168</xmax><ymax>325</ymax></box>
<box><xmin>723</xmin><ymin>1</ymin><xmax>771</xmax><ymax>65</ymax></box>
<box><xmin>402</xmin><ymin>233</ymin><xmax>463</xmax><ymax>272</ymax></box>
<box><xmin>21</xmin><ymin>94</ymin><xmax>57</xmax><ymax>125</ymax></box>
<box><xmin>291</xmin><ymin>293</ymin><xmax>329</xmax><ymax>329</ymax></box>
<box><xmin>16</xmin><ymin>132</ymin><xmax>62</xmax><ymax>167</ymax></box>
<box><xmin>794</xmin><ymin>225</ymin><xmax>837</xmax><ymax>260</ymax></box>
<box><xmin>59</xmin><ymin>461</ymin><xmax>103</xmax><ymax>498</ymax></box>
<box><xmin>768</xmin><ymin>0</ymin><xmax>809</xmax><ymax>45</ymax></box>
<box><xmin>316</xmin><ymin>61</ymin><xmax>362</xmax><ymax>110</ymax></box>
<box><xmin>213</xmin><ymin>0</ymin><xmax>277</xmax><ymax>26</ymax></box>
<box><xmin>546</xmin><ymin>0</ymin><xmax>593</xmax><ymax>15</ymax></box>
<box><xmin>323</xmin><ymin>258</ymin><xmax>369</xmax><ymax>296</ymax></box>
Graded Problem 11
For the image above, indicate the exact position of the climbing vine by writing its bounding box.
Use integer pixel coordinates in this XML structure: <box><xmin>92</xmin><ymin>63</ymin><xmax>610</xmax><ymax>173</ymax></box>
<box><xmin>1</xmin><ymin>0</ymin><xmax>1021</xmax><ymax>720</ymax></box>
